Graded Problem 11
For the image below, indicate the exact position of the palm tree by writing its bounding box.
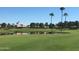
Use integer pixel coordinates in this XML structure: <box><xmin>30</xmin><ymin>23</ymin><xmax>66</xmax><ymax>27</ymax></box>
<box><xmin>60</xmin><ymin>7</ymin><xmax>65</xmax><ymax>32</ymax></box>
<box><xmin>64</xmin><ymin>13</ymin><xmax>68</xmax><ymax>28</ymax></box>
<box><xmin>64</xmin><ymin>13</ymin><xmax>68</xmax><ymax>21</ymax></box>
<box><xmin>49</xmin><ymin>13</ymin><xmax>54</xmax><ymax>24</ymax></box>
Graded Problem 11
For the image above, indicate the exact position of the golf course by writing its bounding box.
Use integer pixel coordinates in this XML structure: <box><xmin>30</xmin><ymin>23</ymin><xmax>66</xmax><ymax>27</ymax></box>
<box><xmin>0</xmin><ymin>29</ymin><xmax>79</xmax><ymax>51</ymax></box>
<box><xmin>0</xmin><ymin>7</ymin><xmax>79</xmax><ymax>51</ymax></box>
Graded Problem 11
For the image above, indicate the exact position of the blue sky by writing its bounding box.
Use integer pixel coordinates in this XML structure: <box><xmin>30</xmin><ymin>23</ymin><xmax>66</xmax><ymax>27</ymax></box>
<box><xmin>0</xmin><ymin>7</ymin><xmax>79</xmax><ymax>25</ymax></box>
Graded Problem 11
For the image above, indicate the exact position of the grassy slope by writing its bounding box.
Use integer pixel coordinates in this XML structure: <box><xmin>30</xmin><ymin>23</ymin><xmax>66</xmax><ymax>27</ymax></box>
<box><xmin>0</xmin><ymin>30</ymin><xmax>79</xmax><ymax>51</ymax></box>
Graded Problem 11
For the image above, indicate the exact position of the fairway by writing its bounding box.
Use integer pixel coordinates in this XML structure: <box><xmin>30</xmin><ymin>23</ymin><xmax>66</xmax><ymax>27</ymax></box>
<box><xmin>0</xmin><ymin>30</ymin><xmax>79</xmax><ymax>51</ymax></box>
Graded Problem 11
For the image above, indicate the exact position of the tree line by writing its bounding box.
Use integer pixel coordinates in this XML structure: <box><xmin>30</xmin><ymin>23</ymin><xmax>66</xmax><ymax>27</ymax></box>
<box><xmin>0</xmin><ymin>23</ymin><xmax>16</xmax><ymax>28</ymax></box>
<box><xmin>0</xmin><ymin>20</ymin><xmax>79</xmax><ymax>29</ymax></box>
<box><xmin>29</xmin><ymin>22</ymin><xmax>54</xmax><ymax>28</ymax></box>
<box><xmin>29</xmin><ymin>21</ymin><xmax>79</xmax><ymax>29</ymax></box>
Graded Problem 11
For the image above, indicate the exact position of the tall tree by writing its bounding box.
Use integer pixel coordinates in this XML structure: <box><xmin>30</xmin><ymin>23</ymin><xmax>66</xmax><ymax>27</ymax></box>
<box><xmin>64</xmin><ymin>13</ymin><xmax>68</xmax><ymax>21</ymax></box>
<box><xmin>49</xmin><ymin>13</ymin><xmax>54</xmax><ymax>24</ymax></box>
<box><xmin>60</xmin><ymin>7</ymin><xmax>65</xmax><ymax>32</ymax></box>
<box><xmin>64</xmin><ymin>13</ymin><xmax>68</xmax><ymax>28</ymax></box>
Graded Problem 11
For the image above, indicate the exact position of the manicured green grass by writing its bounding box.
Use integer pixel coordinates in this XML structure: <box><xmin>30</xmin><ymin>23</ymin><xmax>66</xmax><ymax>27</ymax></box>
<box><xmin>0</xmin><ymin>28</ymin><xmax>58</xmax><ymax>33</ymax></box>
<box><xmin>0</xmin><ymin>30</ymin><xmax>79</xmax><ymax>51</ymax></box>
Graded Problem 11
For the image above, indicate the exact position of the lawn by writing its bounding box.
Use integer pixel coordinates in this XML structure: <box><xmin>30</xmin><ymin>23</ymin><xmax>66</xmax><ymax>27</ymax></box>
<box><xmin>0</xmin><ymin>30</ymin><xmax>79</xmax><ymax>51</ymax></box>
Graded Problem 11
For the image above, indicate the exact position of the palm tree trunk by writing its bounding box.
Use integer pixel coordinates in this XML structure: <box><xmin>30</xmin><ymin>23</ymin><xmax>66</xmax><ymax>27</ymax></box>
<box><xmin>51</xmin><ymin>16</ymin><xmax>52</xmax><ymax>24</ymax></box>
<box><xmin>50</xmin><ymin>16</ymin><xmax>52</xmax><ymax>33</ymax></box>
<box><xmin>61</xmin><ymin>10</ymin><xmax>63</xmax><ymax>32</ymax></box>
<box><xmin>65</xmin><ymin>16</ymin><xmax>66</xmax><ymax>21</ymax></box>
<box><xmin>65</xmin><ymin>16</ymin><xmax>67</xmax><ymax>28</ymax></box>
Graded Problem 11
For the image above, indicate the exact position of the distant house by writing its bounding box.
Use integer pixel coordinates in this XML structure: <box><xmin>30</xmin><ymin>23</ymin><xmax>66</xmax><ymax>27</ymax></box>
<box><xmin>16</xmin><ymin>21</ymin><xmax>26</xmax><ymax>28</ymax></box>
<box><xmin>16</xmin><ymin>24</ymin><xmax>26</xmax><ymax>28</ymax></box>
